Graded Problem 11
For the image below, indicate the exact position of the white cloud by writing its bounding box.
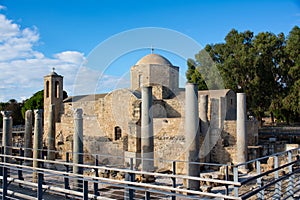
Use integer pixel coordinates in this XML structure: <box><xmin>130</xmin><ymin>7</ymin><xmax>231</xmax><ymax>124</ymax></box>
<box><xmin>0</xmin><ymin>13</ymin><xmax>85</xmax><ymax>102</ymax></box>
<box><xmin>0</xmin><ymin>10</ymin><xmax>128</xmax><ymax>102</ymax></box>
<box><xmin>54</xmin><ymin>51</ymin><xmax>85</xmax><ymax>64</ymax></box>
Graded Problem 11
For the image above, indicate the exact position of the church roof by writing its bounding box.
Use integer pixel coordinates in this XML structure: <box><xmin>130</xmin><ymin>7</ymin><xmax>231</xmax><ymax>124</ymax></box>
<box><xmin>63</xmin><ymin>93</ymin><xmax>107</xmax><ymax>103</ymax></box>
<box><xmin>136</xmin><ymin>53</ymin><xmax>172</xmax><ymax>66</ymax></box>
<box><xmin>198</xmin><ymin>89</ymin><xmax>233</xmax><ymax>98</ymax></box>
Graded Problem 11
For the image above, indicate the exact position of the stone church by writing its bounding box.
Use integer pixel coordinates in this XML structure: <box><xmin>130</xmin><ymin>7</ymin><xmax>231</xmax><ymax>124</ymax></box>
<box><xmin>43</xmin><ymin>53</ymin><xmax>258</xmax><ymax>172</ymax></box>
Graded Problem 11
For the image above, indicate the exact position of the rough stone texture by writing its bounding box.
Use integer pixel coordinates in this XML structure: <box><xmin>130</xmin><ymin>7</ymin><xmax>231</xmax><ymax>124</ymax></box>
<box><xmin>24</xmin><ymin>110</ymin><xmax>33</xmax><ymax>165</ymax></box>
<box><xmin>141</xmin><ymin>86</ymin><xmax>154</xmax><ymax>172</ymax></box>
<box><xmin>32</xmin><ymin>109</ymin><xmax>43</xmax><ymax>182</ymax></box>
<box><xmin>185</xmin><ymin>83</ymin><xmax>200</xmax><ymax>190</ymax></box>
<box><xmin>43</xmin><ymin>53</ymin><xmax>259</xmax><ymax>173</ymax></box>
<box><xmin>130</xmin><ymin>54</ymin><xmax>179</xmax><ymax>98</ymax></box>
<box><xmin>237</xmin><ymin>93</ymin><xmax>247</xmax><ymax>165</ymax></box>
<box><xmin>1</xmin><ymin>111</ymin><xmax>12</xmax><ymax>163</ymax></box>
<box><xmin>47</xmin><ymin>104</ymin><xmax>56</xmax><ymax>162</ymax></box>
<box><xmin>43</xmin><ymin>72</ymin><xmax>63</xmax><ymax>142</ymax></box>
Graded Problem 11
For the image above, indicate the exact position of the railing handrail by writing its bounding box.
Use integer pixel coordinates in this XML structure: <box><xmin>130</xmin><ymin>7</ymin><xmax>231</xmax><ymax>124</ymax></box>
<box><xmin>0</xmin><ymin>160</ymin><xmax>241</xmax><ymax>200</ymax></box>
<box><xmin>0</xmin><ymin>153</ymin><xmax>241</xmax><ymax>187</ymax></box>
<box><xmin>234</xmin><ymin>147</ymin><xmax>300</xmax><ymax>167</ymax></box>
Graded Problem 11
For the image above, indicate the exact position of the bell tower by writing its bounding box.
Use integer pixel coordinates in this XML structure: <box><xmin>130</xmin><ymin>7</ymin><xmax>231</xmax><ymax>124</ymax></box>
<box><xmin>43</xmin><ymin>68</ymin><xmax>63</xmax><ymax>133</ymax></box>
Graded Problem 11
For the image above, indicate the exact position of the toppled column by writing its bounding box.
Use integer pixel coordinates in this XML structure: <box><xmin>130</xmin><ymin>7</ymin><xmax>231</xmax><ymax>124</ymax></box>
<box><xmin>47</xmin><ymin>104</ymin><xmax>56</xmax><ymax>168</ymax></box>
<box><xmin>199</xmin><ymin>95</ymin><xmax>210</xmax><ymax>162</ymax></box>
<box><xmin>73</xmin><ymin>108</ymin><xmax>83</xmax><ymax>190</ymax></box>
<box><xmin>32</xmin><ymin>109</ymin><xmax>43</xmax><ymax>183</ymax></box>
<box><xmin>185</xmin><ymin>83</ymin><xmax>200</xmax><ymax>190</ymax></box>
<box><xmin>236</xmin><ymin>93</ymin><xmax>248</xmax><ymax>166</ymax></box>
<box><xmin>141</xmin><ymin>86</ymin><xmax>154</xmax><ymax>173</ymax></box>
<box><xmin>1</xmin><ymin>111</ymin><xmax>12</xmax><ymax>163</ymax></box>
<box><xmin>24</xmin><ymin>110</ymin><xmax>33</xmax><ymax>166</ymax></box>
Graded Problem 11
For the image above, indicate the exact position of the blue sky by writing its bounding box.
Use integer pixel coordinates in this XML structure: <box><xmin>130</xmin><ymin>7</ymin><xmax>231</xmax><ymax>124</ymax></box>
<box><xmin>0</xmin><ymin>0</ymin><xmax>299</xmax><ymax>101</ymax></box>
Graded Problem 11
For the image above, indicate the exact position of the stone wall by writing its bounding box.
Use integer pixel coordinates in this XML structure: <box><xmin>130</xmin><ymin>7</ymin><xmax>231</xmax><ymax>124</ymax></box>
<box><xmin>209</xmin><ymin>120</ymin><xmax>259</xmax><ymax>164</ymax></box>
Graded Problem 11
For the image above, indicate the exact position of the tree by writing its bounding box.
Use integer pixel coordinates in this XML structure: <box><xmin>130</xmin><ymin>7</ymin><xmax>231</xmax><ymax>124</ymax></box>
<box><xmin>0</xmin><ymin>99</ymin><xmax>24</xmax><ymax>126</ymax></box>
<box><xmin>186</xmin><ymin>28</ymin><xmax>299</xmax><ymax>124</ymax></box>
<box><xmin>21</xmin><ymin>90</ymin><xmax>44</xmax><ymax>118</ymax></box>
<box><xmin>186</xmin><ymin>58</ymin><xmax>208</xmax><ymax>90</ymax></box>
<box><xmin>21</xmin><ymin>89</ymin><xmax>68</xmax><ymax>119</ymax></box>
<box><xmin>282</xmin><ymin>26</ymin><xmax>300</xmax><ymax>122</ymax></box>
<box><xmin>6</xmin><ymin>99</ymin><xmax>24</xmax><ymax>125</ymax></box>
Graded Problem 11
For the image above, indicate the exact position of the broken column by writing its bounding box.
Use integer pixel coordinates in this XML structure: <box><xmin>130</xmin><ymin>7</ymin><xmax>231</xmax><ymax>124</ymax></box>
<box><xmin>185</xmin><ymin>83</ymin><xmax>200</xmax><ymax>190</ymax></box>
<box><xmin>236</xmin><ymin>93</ymin><xmax>248</xmax><ymax>165</ymax></box>
<box><xmin>199</xmin><ymin>95</ymin><xmax>210</xmax><ymax>163</ymax></box>
<box><xmin>73</xmin><ymin>108</ymin><xmax>83</xmax><ymax>190</ymax></box>
<box><xmin>47</xmin><ymin>104</ymin><xmax>56</xmax><ymax>168</ymax></box>
<box><xmin>141</xmin><ymin>86</ymin><xmax>154</xmax><ymax>173</ymax></box>
<box><xmin>24</xmin><ymin>110</ymin><xmax>33</xmax><ymax>166</ymax></box>
<box><xmin>125</xmin><ymin>121</ymin><xmax>141</xmax><ymax>168</ymax></box>
<box><xmin>32</xmin><ymin>109</ymin><xmax>43</xmax><ymax>183</ymax></box>
<box><xmin>1</xmin><ymin>111</ymin><xmax>12</xmax><ymax>163</ymax></box>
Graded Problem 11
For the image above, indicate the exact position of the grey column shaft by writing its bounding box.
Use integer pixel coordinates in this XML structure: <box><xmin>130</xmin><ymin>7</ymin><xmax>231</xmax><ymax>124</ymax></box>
<box><xmin>32</xmin><ymin>109</ymin><xmax>43</xmax><ymax>182</ymax></box>
<box><xmin>219</xmin><ymin>97</ymin><xmax>226</xmax><ymax>129</ymax></box>
<box><xmin>141</xmin><ymin>86</ymin><xmax>154</xmax><ymax>172</ymax></box>
<box><xmin>1</xmin><ymin>111</ymin><xmax>12</xmax><ymax>163</ymax></box>
<box><xmin>24</xmin><ymin>110</ymin><xmax>33</xmax><ymax>164</ymax></box>
<box><xmin>199</xmin><ymin>95</ymin><xmax>210</xmax><ymax>162</ymax></box>
<box><xmin>47</xmin><ymin>104</ymin><xmax>56</xmax><ymax>161</ymax></box>
<box><xmin>236</xmin><ymin>93</ymin><xmax>247</xmax><ymax>164</ymax></box>
<box><xmin>209</xmin><ymin>98</ymin><xmax>220</xmax><ymax>156</ymax></box>
<box><xmin>185</xmin><ymin>83</ymin><xmax>200</xmax><ymax>190</ymax></box>
<box><xmin>73</xmin><ymin>108</ymin><xmax>83</xmax><ymax>174</ymax></box>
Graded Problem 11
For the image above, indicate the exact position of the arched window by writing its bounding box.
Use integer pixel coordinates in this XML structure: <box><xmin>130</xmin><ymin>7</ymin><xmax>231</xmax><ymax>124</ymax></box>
<box><xmin>55</xmin><ymin>81</ymin><xmax>60</xmax><ymax>98</ymax></box>
<box><xmin>46</xmin><ymin>81</ymin><xmax>49</xmax><ymax>98</ymax></box>
<box><xmin>114</xmin><ymin>126</ymin><xmax>122</xmax><ymax>140</ymax></box>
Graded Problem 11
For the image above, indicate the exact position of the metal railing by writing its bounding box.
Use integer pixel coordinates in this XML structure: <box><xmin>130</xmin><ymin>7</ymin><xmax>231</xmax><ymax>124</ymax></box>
<box><xmin>0</xmin><ymin>147</ymin><xmax>299</xmax><ymax>199</ymax></box>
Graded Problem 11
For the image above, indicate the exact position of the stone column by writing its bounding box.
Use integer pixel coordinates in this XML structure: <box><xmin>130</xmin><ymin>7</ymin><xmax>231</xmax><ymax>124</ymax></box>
<box><xmin>209</xmin><ymin>98</ymin><xmax>220</xmax><ymax>163</ymax></box>
<box><xmin>219</xmin><ymin>97</ymin><xmax>226</xmax><ymax>129</ymax></box>
<box><xmin>236</xmin><ymin>93</ymin><xmax>247</xmax><ymax>166</ymax></box>
<box><xmin>199</xmin><ymin>95</ymin><xmax>210</xmax><ymax>162</ymax></box>
<box><xmin>47</xmin><ymin>104</ymin><xmax>56</xmax><ymax>168</ymax></box>
<box><xmin>32</xmin><ymin>109</ymin><xmax>43</xmax><ymax>183</ymax></box>
<box><xmin>185</xmin><ymin>83</ymin><xmax>200</xmax><ymax>190</ymax></box>
<box><xmin>125</xmin><ymin>121</ymin><xmax>141</xmax><ymax>168</ymax></box>
<box><xmin>141</xmin><ymin>86</ymin><xmax>154</xmax><ymax>172</ymax></box>
<box><xmin>73</xmin><ymin>108</ymin><xmax>83</xmax><ymax>190</ymax></box>
<box><xmin>1</xmin><ymin>111</ymin><xmax>12</xmax><ymax>163</ymax></box>
<box><xmin>24</xmin><ymin>110</ymin><xmax>33</xmax><ymax>166</ymax></box>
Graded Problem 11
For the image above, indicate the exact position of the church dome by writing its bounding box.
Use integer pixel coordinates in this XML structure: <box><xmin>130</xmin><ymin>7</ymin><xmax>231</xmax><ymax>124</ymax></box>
<box><xmin>136</xmin><ymin>54</ymin><xmax>172</xmax><ymax>66</ymax></box>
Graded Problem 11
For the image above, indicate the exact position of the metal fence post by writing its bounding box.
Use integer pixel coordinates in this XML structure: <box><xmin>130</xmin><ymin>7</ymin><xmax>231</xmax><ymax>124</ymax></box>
<box><xmin>64</xmin><ymin>152</ymin><xmax>70</xmax><ymax>191</ymax></box>
<box><xmin>233</xmin><ymin>166</ymin><xmax>239</xmax><ymax>197</ymax></box>
<box><xmin>94</xmin><ymin>154</ymin><xmax>100</xmax><ymax>196</ymax></box>
<box><xmin>129</xmin><ymin>158</ymin><xmax>135</xmax><ymax>199</ymax></box>
<box><xmin>125</xmin><ymin>157</ymin><xmax>135</xmax><ymax>200</ymax></box>
<box><xmin>256</xmin><ymin>160</ymin><xmax>264</xmax><ymax>199</ymax></box>
<box><xmin>288</xmin><ymin>151</ymin><xmax>294</xmax><ymax>198</ymax></box>
<box><xmin>225</xmin><ymin>165</ymin><xmax>229</xmax><ymax>196</ymax></box>
<box><xmin>37</xmin><ymin>172</ymin><xmax>43</xmax><ymax>200</ymax></box>
<box><xmin>172</xmin><ymin>161</ymin><xmax>176</xmax><ymax>200</ymax></box>
<box><xmin>18</xmin><ymin>147</ymin><xmax>24</xmax><ymax>181</ymax></box>
<box><xmin>274</xmin><ymin>155</ymin><xmax>281</xmax><ymax>198</ymax></box>
<box><xmin>2</xmin><ymin>166</ymin><xmax>7</xmax><ymax>200</ymax></box>
<box><xmin>145</xmin><ymin>190</ymin><xmax>150</xmax><ymax>200</ymax></box>
<box><xmin>83</xmin><ymin>180</ymin><xmax>88</xmax><ymax>200</ymax></box>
